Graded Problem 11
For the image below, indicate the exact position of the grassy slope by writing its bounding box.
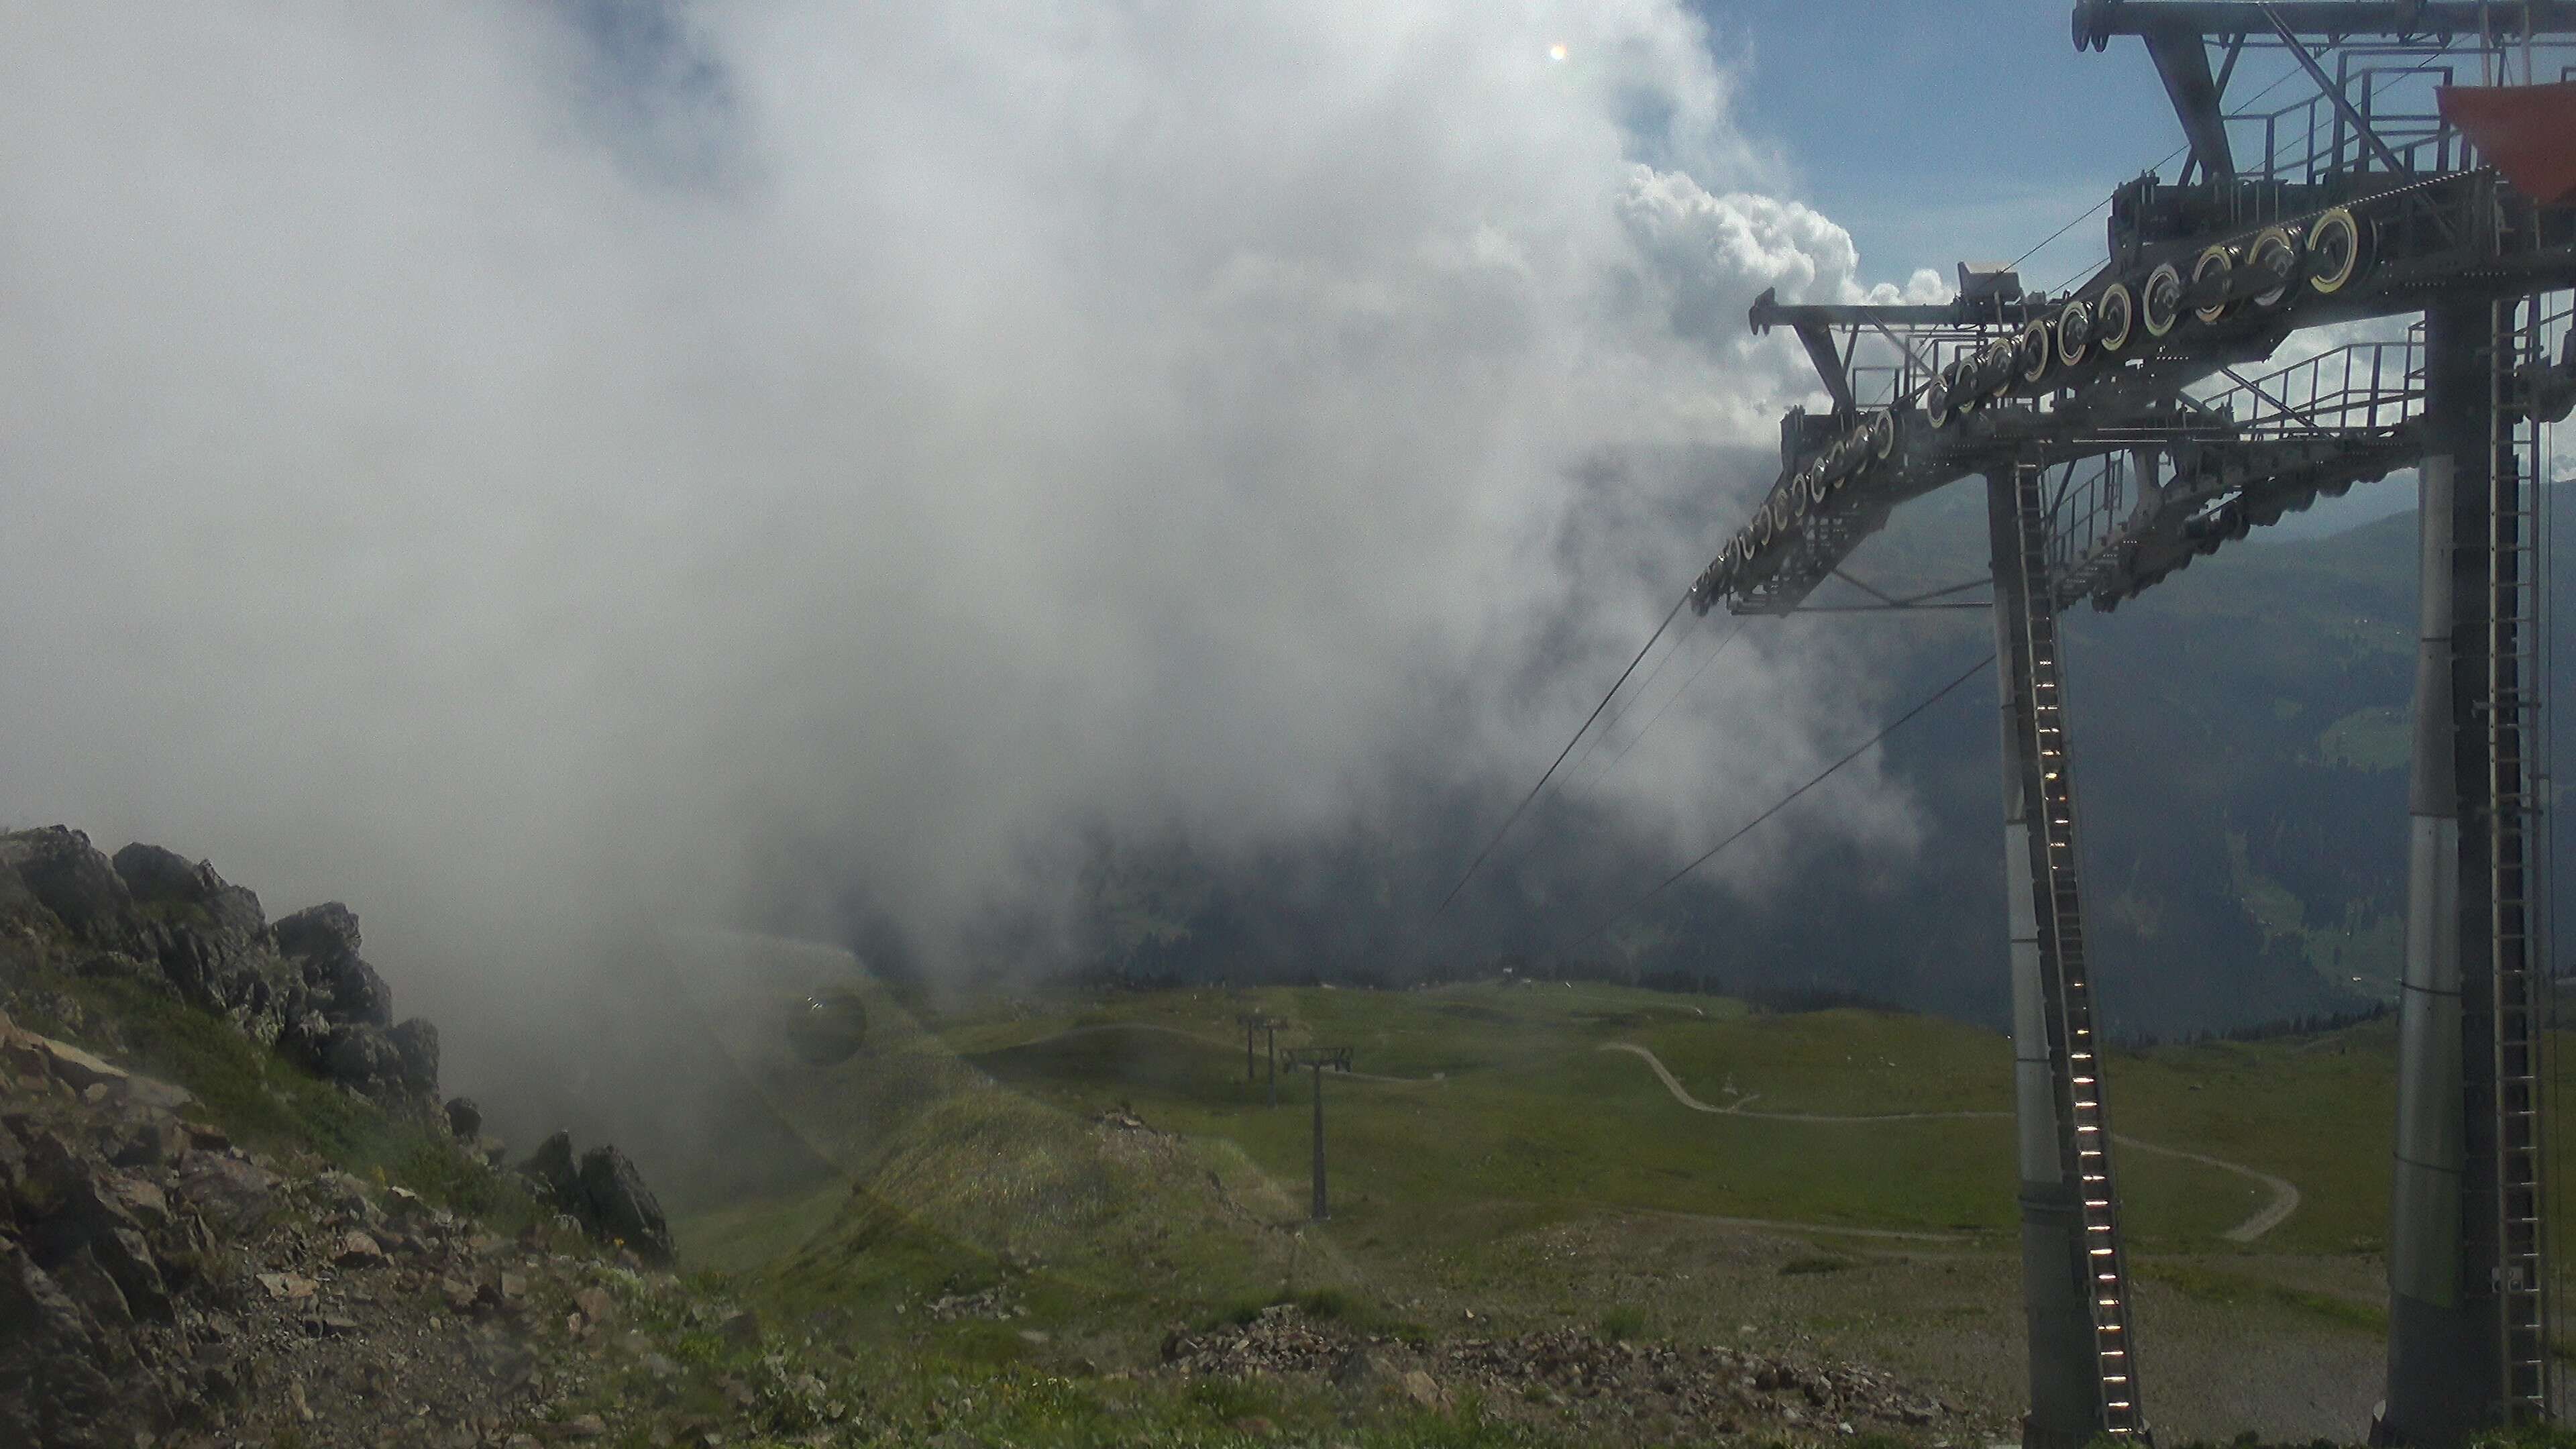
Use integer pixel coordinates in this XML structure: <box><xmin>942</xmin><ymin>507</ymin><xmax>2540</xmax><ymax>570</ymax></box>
<box><xmin>939</xmin><ymin>983</ymin><xmax>2409</xmax><ymax>1251</ymax></box>
<box><xmin>655</xmin><ymin>934</ymin><xmax>1358</xmax><ymax>1367</ymax></box>
<box><xmin>4</xmin><ymin>963</ymin><xmax>1598</xmax><ymax>1447</ymax></box>
<box><xmin>663</xmin><ymin>960</ymin><xmax>2576</xmax><ymax>1440</ymax></box>
<box><xmin>11</xmin><ymin>971</ymin><xmax>539</xmax><ymax>1227</ymax></box>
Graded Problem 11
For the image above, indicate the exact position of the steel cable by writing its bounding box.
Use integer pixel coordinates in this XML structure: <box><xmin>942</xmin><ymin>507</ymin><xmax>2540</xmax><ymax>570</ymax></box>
<box><xmin>1552</xmin><ymin>651</ymin><xmax>1996</xmax><ymax>956</ymax></box>
<box><xmin>1430</xmin><ymin>591</ymin><xmax>1691</xmax><ymax>917</ymax></box>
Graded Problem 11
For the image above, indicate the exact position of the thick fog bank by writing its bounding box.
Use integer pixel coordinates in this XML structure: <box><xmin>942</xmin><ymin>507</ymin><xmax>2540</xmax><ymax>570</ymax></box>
<box><xmin>2</xmin><ymin>4</ymin><xmax>1958</xmax><ymax>1122</ymax></box>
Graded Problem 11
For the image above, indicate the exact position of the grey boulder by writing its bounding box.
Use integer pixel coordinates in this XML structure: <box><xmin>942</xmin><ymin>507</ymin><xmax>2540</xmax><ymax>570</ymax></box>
<box><xmin>577</xmin><ymin>1145</ymin><xmax>674</xmax><ymax>1267</ymax></box>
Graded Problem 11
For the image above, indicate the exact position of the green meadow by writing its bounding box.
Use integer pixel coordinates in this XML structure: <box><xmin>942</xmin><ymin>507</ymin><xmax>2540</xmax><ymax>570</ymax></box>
<box><xmin>654</xmin><ymin>936</ymin><xmax>2573</xmax><ymax>1440</ymax></box>
<box><xmin>935</xmin><ymin>979</ymin><xmax>2424</xmax><ymax>1255</ymax></box>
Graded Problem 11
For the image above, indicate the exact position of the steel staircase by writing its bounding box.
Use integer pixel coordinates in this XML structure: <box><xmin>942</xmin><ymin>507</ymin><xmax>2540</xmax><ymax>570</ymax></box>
<box><xmin>2486</xmin><ymin>294</ymin><xmax>2555</xmax><ymax>1423</ymax></box>
<box><xmin>2006</xmin><ymin>461</ymin><xmax>2147</xmax><ymax>1439</ymax></box>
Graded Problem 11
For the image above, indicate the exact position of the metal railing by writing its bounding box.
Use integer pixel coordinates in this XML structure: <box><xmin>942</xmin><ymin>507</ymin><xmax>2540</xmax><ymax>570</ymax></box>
<box><xmin>2043</xmin><ymin>452</ymin><xmax>2135</xmax><ymax>581</ymax></box>
<box><xmin>2224</xmin><ymin>40</ymin><xmax>2576</xmax><ymax>186</ymax></box>
<box><xmin>2188</xmin><ymin>333</ymin><xmax>2428</xmax><ymax>437</ymax></box>
<box><xmin>2231</xmin><ymin>51</ymin><xmax>2465</xmax><ymax>183</ymax></box>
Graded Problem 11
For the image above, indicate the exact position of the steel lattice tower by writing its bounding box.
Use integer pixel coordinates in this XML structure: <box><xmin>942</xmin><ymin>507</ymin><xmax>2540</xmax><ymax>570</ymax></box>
<box><xmin>1685</xmin><ymin>5</ymin><xmax>2576</xmax><ymax>1440</ymax></box>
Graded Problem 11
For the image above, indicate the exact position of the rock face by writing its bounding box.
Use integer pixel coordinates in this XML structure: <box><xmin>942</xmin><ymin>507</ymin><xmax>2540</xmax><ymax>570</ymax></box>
<box><xmin>274</xmin><ymin>903</ymin><xmax>392</xmax><ymax>1029</ymax></box>
<box><xmin>515</xmin><ymin>1134</ymin><xmax>675</xmax><ymax>1267</ymax></box>
<box><xmin>323</xmin><ymin>1027</ymin><xmax>404</xmax><ymax>1098</ymax></box>
<box><xmin>115</xmin><ymin>845</ymin><xmax>292</xmax><ymax>1049</ymax></box>
<box><xmin>0</xmin><ymin>1238</ymin><xmax>119</xmax><ymax>1446</ymax></box>
<box><xmin>0</xmin><ymin>828</ymin><xmax>676</xmax><ymax>1267</ymax></box>
<box><xmin>577</xmin><ymin>1145</ymin><xmax>676</xmax><ymax>1267</ymax></box>
<box><xmin>108</xmin><ymin>843</ymin><xmax>206</xmax><ymax>904</ymax></box>
<box><xmin>520</xmin><ymin>1131</ymin><xmax>580</xmax><ymax>1204</ymax></box>
<box><xmin>5</xmin><ymin>833</ymin><xmax>301</xmax><ymax>1054</ymax></box>
<box><xmin>0</xmin><ymin>830</ymin><xmax>437</xmax><ymax>1122</ymax></box>
<box><xmin>0</xmin><ymin>1012</ymin><xmax>221</xmax><ymax>1444</ymax></box>
<box><xmin>270</xmin><ymin>900</ymin><xmax>360</xmax><ymax>962</ymax></box>
<box><xmin>3</xmin><ymin>828</ymin><xmax>146</xmax><ymax>955</ymax></box>
<box><xmin>388</xmin><ymin>1017</ymin><xmax>439</xmax><ymax>1093</ymax></box>
<box><xmin>0</xmin><ymin>1001</ymin><xmax>751</xmax><ymax>1449</ymax></box>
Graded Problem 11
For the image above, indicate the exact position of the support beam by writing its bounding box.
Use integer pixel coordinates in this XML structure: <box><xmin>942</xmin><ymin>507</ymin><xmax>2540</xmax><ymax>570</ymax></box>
<box><xmin>2076</xmin><ymin>1</ymin><xmax>2576</xmax><ymax>48</ymax></box>
<box><xmin>1749</xmin><ymin>287</ymin><xmax>2047</xmax><ymax>335</ymax></box>
<box><xmin>1989</xmin><ymin>466</ymin><xmax>2145</xmax><ymax>1446</ymax></box>
<box><xmin>1238</xmin><ymin>1013</ymin><xmax>1267</xmax><ymax>1083</ymax></box>
<box><xmin>1310</xmin><ymin>1061</ymin><xmax>1327</xmax><ymax>1220</ymax></box>
<box><xmin>2144</xmin><ymin>29</ymin><xmax>2238</xmax><ymax>181</ymax></box>
<box><xmin>1285</xmin><ymin>1046</ymin><xmax>1352</xmax><ymax>1222</ymax></box>
<box><xmin>1794</xmin><ymin>323</ymin><xmax>1860</xmax><ymax>417</ymax></box>
<box><xmin>2261</xmin><ymin>8</ymin><xmax>2410</xmax><ymax>173</ymax></box>
<box><xmin>2377</xmin><ymin>299</ymin><xmax>2504</xmax><ymax>1446</ymax></box>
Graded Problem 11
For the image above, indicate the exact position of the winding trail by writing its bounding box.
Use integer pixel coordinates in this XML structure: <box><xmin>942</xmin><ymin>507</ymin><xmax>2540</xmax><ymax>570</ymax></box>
<box><xmin>1601</xmin><ymin>1043</ymin><xmax>2006</xmax><ymax>1122</ymax></box>
<box><xmin>1599</xmin><ymin>1042</ymin><xmax>2302</xmax><ymax>1244</ymax></box>
<box><xmin>2118</xmin><ymin>1138</ymin><xmax>2304</xmax><ymax>1243</ymax></box>
<box><xmin>974</xmin><ymin>1020</ymin><xmax>2303</xmax><ymax>1244</ymax></box>
<box><xmin>1021</xmin><ymin>1020</ymin><xmax>1442</xmax><ymax>1085</ymax></box>
<box><xmin>1020</xmin><ymin>1025</ymin><xmax>1976</xmax><ymax>1244</ymax></box>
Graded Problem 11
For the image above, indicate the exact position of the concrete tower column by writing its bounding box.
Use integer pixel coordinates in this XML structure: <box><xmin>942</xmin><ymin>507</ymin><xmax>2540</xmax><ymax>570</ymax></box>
<box><xmin>1987</xmin><ymin>470</ymin><xmax>2104</xmax><ymax>1446</ymax></box>
<box><xmin>2379</xmin><ymin>300</ymin><xmax>2510</xmax><ymax>1445</ymax></box>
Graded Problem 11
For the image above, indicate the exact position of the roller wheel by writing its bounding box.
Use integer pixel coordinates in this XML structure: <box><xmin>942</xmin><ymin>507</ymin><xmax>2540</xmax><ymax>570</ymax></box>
<box><xmin>2094</xmin><ymin>282</ymin><xmax>2135</xmax><ymax>354</ymax></box>
<box><xmin>2141</xmin><ymin>263</ymin><xmax>2184</xmax><ymax>338</ymax></box>
<box><xmin>2248</xmin><ymin>226</ymin><xmax>2300</xmax><ymax>310</ymax></box>
<box><xmin>2056</xmin><ymin>299</ymin><xmax>2093</xmax><ymax>369</ymax></box>
<box><xmin>2307</xmin><ymin>207</ymin><xmax>2366</xmax><ymax>295</ymax></box>
<box><xmin>2019</xmin><ymin>319</ymin><xmax>2054</xmax><ymax>386</ymax></box>
<box><xmin>2191</xmin><ymin>244</ymin><xmax>2235</xmax><ymax>325</ymax></box>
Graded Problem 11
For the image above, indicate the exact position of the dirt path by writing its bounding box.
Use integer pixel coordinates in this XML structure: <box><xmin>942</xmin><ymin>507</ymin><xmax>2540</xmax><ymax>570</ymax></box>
<box><xmin>1600</xmin><ymin>1042</ymin><xmax>2301</xmax><ymax>1244</ymax></box>
<box><xmin>2118</xmin><ymin>1138</ymin><xmax>2304</xmax><ymax>1243</ymax></box>
<box><xmin>1599</xmin><ymin>1042</ymin><xmax>2005</xmax><ymax>1122</ymax></box>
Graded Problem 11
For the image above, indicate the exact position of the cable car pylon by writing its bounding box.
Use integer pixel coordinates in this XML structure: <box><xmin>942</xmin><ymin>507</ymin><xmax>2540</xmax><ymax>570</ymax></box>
<box><xmin>1680</xmin><ymin>5</ymin><xmax>2576</xmax><ymax>1441</ymax></box>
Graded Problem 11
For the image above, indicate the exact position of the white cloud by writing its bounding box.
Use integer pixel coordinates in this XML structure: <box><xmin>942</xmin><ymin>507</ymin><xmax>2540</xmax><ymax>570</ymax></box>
<box><xmin>0</xmin><ymin>3</ymin><xmax>1932</xmax><ymax>1047</ymax></box>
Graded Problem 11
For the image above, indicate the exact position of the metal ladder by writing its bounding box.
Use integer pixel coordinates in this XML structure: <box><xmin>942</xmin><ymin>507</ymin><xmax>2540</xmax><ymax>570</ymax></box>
<box><xmin>2008</xmin><ymin>462</ymin><xmax>2147</xmax><ymax>1438</ymax></box>
<box><xmin>2487</xmin><ymin>293</ymin><xmax>2555</xmax><ymax>1421</ymax></box>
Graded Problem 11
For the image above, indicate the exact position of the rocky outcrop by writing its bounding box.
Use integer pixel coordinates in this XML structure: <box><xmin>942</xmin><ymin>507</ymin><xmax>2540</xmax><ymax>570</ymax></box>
<box><xmin>0</xmin><ymin>830</ymin><xmax>431</xmax><ymax>1120</ymax></box>
<box><xmin>517</xmin><ymin>1133</ymin><xmax>676</xmax><ymax>1267</ymax></box>
<box><xmin>0</xmin><ymin>1238</ymin><xmax>123</xmax><ymax>1447</ymax></box>
<box><xmin>3</xmin><ymin>1004</ymin><xmax>643</xmax><ymax>1446</ymax></box>
<box><xmin>4</xmin><ymin>830</ymin><xmax>297</xmax><ymax>1053</ymax></box>
<box><xmin>0</xmin><ymin>1010</ymin><xmax>228</xmax><ymax>1444</ymax></box>
<box><xmin>576</xmin><ymin>1145</ymin><xmax>675</xmax><ymax>1268</ymax></box>
<box><xmin>266</xmin><ymin>900</ymin><xmax>421</xmax><ymax>1119</ymax></box>
<box><xmin>274</xmin><ymin>902</ymin><xmax>393</xmax><ymax>1029</ymax></box>
<box><xmin>0</xmin><ymin>828</ymin><xmax>671</xmax><ymax>1267</ymax></box>
<box><xmin>0</xmin><ymin>996</ymin><xmax>848</xmax><ymax>1448</ymax></box>
<box><xmin>112</xmin><ymin>843</ymin><xmax>291</xmax><ymax>1044</ymax></box>
<box><xmin>105</xmin><ymin>843</ymin><xmax>203</xmax><ymax>902</ymax></box>
<box><xmin>519</xmin><ymin>1130</ymin><xmax>580</xmax><ymax>1204</ymax></box>
<box><xmin>321</xmin><ymin>1027</ymin><xmax>404</xmax><ymax>1098</ymax></box>
<box><xmin>2</xmin><ymin>827</ymin><xmax>147</xmax><ymax>957</ymax></box>
<box><xmin>388</xmin><ymin>1016</ymin><xmax>439</xmax><ymax>1091</ymax></box>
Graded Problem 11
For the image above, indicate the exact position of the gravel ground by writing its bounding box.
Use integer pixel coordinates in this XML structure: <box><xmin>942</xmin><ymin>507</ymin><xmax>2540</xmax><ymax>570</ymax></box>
<box><xmin>1358</xmin><ymin>1207</ymin><xmax>2390</xmax><ymax>1443</ymax></box>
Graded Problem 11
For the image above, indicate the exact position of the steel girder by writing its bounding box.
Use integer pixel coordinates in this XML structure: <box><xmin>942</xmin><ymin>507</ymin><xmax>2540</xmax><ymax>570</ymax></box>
<box><xmin>1697</xmin><ymin>170</ymin><xmax>2575</xmax><ymax>620</ymax></box>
